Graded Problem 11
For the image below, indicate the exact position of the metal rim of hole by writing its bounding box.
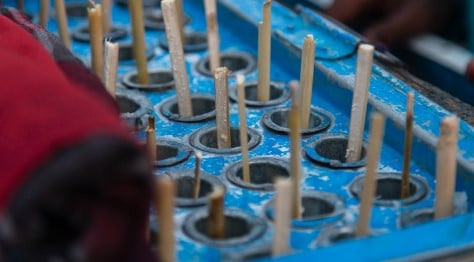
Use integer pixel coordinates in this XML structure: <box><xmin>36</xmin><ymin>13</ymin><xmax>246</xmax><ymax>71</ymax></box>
<box><xmin>116</xmin><ymin>88</ymin><xmax>153</xmax><ymax>131</ymax></box>
<box><xmin>189</xmin><ymin>126</ymin><xmax>261</xmax><ymax>155</ymax></box>
<box><xmin>304</xmin><ymin>133</ymin><xmax>368</xmax><ymax>169</ymax></box>
<box><xmin>116</xmin><ymin>0</ymin><xmax>161</xmax><ymax>8</ymax></box>
<box><xmin>182</xmin><ymin>208</ymin><xmax>267</xmax><ymax>247</ymax></box>
<box><xmin>159</xmin><ymin>169</ymin><xmax>226</xmax><ymax>207</ymax></box>
<box><xmin>399</xmin><ymin>208</ymin><xmax>434</xmax><ymax>228</ymax></box>
<box><xmin>71</xmin><ymin>25</ymin><xmax>128</xmax><ymax>43</ymax></box>
<box><xmin>159</xmin><ymin>32</ymin><xmax>208</xmax><ymax>53</ymax></box>
<box><xmin>195</xmin><ymin>51</ymin><xmax>257</xmax><ymax>77</ymax></box>
<box><xmin>65</xmin><ymin>2</ymin><xmax>88</xmax><ymax>18</ymax></box>
<box><xmin>159</xmin><ymin>94</ymin><xmax>216</xmax><ymax>123</ymax></box>
<box><xmin>117</xmin><ymin>42</ymin><xmax>155</xmax><ymax>65</ymax></box>
<box><xmin>228</xmin><ymin>81</ymin><xmax>290</xmax><ymax>108</ymax></box>
<box><xmin>264</xmin><ymin>191</ymin><xmax>345</xmax><ymax>229</ymax></box>
<box><xmin>144</xmin><ymin>9</ymin><xmax>191</xmax><ymax>30</ymax></box>
<box><xmin>150</xmin><ymin>139</ymin><xmax>193</xmax><ymax>167</ymax></box>
<box><xmin>314</xmin><ymin>225</ymin><xmax>358</xmax><ymax>247</ymax></box>
<box><xmin>349</xmin><ymin>172</ymin><xmax>429</xmax><ymax>207</ymax></box>
<box><xmin>224</xmin><ymin>157</ymin><xmax>290</xmax><ymax>191</ymax></box>
<box><xmin>122</xmin><ymin>69</ymin><xmax>174</xmax><ymax>92</ymax></box>
<box><xmin>262</xmin><ymin>107</ymin><xmax>333</xmax><ymax>136</ymax></box>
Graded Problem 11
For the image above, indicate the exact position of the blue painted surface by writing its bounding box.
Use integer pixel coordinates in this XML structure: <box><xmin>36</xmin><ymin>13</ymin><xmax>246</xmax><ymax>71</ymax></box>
<box><xmin>14</xmin><ymin>0</ymin><xmax>474</xmax><ymax>261</ymax></box>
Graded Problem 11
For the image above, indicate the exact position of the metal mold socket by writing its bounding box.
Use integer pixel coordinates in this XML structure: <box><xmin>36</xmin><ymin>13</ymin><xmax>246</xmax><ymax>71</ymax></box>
<box><xmin>144</xmin><ymin>9</ymin><xmax>190</xmax><ymax>30</ymax></box>
<box><xmin>196</xmin><ymin>51</ymin><xmax>256</xmax><ymax>77</ymax></box>
<box><xmin>225</xmin><ymin>157</ymin><xmax>290</xmax><ymax>191</ymax></box>
<box><xmin>189</xmin><ymin>126</ymin><xmax>261</xmax><ymax>155</ymax></box>
<box><xmin>262</xmin><ymin>107</ymin><xmax>333</xmax><ymax>135</ymax></box>
<box><xmin>182</xmin><ymin>209</ymin><xmax>267</xmax><ymax>247</ymax></box>
<box><xmin>349</xmin><ymin>173</ymin><xmax>429</xmax><ymax>207</ymax></box>
<box><xmin>162</xmin><ymin>169</ymin><xmax>225</xmax><ymax>207</ymax></box>
<box><xmin>117</xmin><ymin>42</ymin><xmax>155</xmax><ymax>64</ymax></box>
<box><xmin>116</xmin><ymin>88</ymin><xmax>153</xmax><ymax>130</ymax></box>
<box><xmin>72</xmin><ymin>25</ymin><xmax>128</xmax><ymax>42</ymax></box>
<box><xmin>265</xmin><ymin>191</ymin><xmax>345</xmax><ymax>229</ymax></box>
<box><xmin>160</xmin><ymin>94</ymin><xmax>216</xmax><ymax>123</ymax></box>
<box><xmin>149</xmin><ymin>139</ymin><xmax>193</xmax><ymax>167</ymax></box>
<box><xmin>116</xmin><ymin>0</ymin><xmax>161</xmax><ymax>8</ymax></box>
<box><xmin>122</xmin><ymin>70</ymin><xmax>174</xmax><ymax>92</ymax></box>
<box><xmin>159</xmin><ymin>32</ymin><xmax>207</xmax><ymax>53</ymax></box>
<box><xmin>229</xmin><ymin>81</ymin><xmax>290</xmax><ymax>107</ymax></box>
<box><xmin>399</xmin><ymin>208</ymin><xmax>434</xmax><ymax>228</ymax></box>
<box><xmin>305</xmin><ymin>133</ymin><xmax>368</xmax><ymax>169</ymax></box>
<box><xmin>315</xmin><ymin>225</ymin><xmax>359</xmax><ymax>247</ymax></box>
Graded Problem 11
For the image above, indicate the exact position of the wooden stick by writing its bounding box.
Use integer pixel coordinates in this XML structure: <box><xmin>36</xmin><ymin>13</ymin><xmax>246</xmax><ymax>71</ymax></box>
<box><xmin>162</xmin><ymin>0</ymin><xmax>193</xmax><ymax>117</ymax></box>
<box><xmin>257</xmin><ymin>0</ymin><xmax>272</xmax><ymax>102</ymax></box>
<box><xmin>104</xmin><ymin>40</ymin><xmax>119</xmax><ymax>98</ymax></box>
<box><xmin>272</xmin><ymin>178</ymin><xmax>292</xmax><ymax>257</ymax></box>
<box><xmin>40</xmin><ymin>0</ymin><xmax>49</xmax><ymax>28</ymax></box>
<box><xmin>208</xmin><ymin>187</ymin><xmax>225</xmax><ymax>239</ymax></box>
<box><xmin>155</xmin><ymin>178</ymin><xmax>176</xmax><ymax>262</ymax></box>
<box><xmin>88</xmin><ymin>2</ymin><xmax>104</xmax><ymax>80</ymax></box>
<box><xmin>102</xmin><ymin>0</ymin><xmax>112</xmax><ymax>33</ymax></box>
<box><xmin>192</xmin><ymin>151</ymin><xmax>202</xmax><ymax>199</ymax></box>
<box><xmin>175</xmin><ymin>0</ymin><xmax>185</xmax><ymax>44</ymax></box>
<box><xmin>214</xmin><ymin>67</ymin><xmax>231</xmax><ymax>149</ymax></box>
<box><xmin>204</xmin><ymin>0</ymin><xmax>220</xmax><ymax>72</ymax></box>
<box><xmin>299</xmin><ymin>34</ymin><xmax>316</xmax><ymax>129</ymax></box>
<box><xmin>129</xmin><ymin>0</ymin><xmax>149</xmax><ymax>85</ymax></box>
<box><xmin>236</xmin><ymin>74</ymin><xmax>250</xmax><ymax>183</ymax></box>
<box><xmin>54</xmin><ymin>0</ymin><xmax>71</xmax><ymax>49</ymax></box>
<box><xmin>146</xmin><ymin>116</ymin><xmax>157</xmax><ymax>163</ymax></box>
<box><xmin>346</xmin><ymin>44</ymin><xmax>374</xmax><ymax>162</ymax></box>
<box><xmin>435</xmin><ymin>116</ymin><xmax>459</xmax><ymax>219</ymax></box>
<box><xmin>401</xmin><ymin>92</ymin><xmax>414</xmax><ymax>199</ymax></box>
<box><xmin>356</xmin><ymin>113</ymin><xmax>385</xmax><ymax>237</ymax></box>
<box><xmin>289</xmin><ymin>81</ymin><xmax>302</xmax><ymax>219</ymax></box>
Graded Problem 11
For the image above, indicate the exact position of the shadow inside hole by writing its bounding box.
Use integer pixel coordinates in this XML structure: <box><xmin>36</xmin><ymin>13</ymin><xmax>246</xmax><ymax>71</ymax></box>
<box><xmin>376</xmin><ymin>178</ymin><xmax>417</xmax><ymax>201</ymax></box>
<box><xmin>66</xmin><ymin>2</ymin><xmax>88</xmax><ymax>17</ymax></box>
<box><xmin>118</xmin><ymin>42</ymin><xmax>155</xmax><ymax>62</ymax></box>
<box><xmin>199</xmin><ymin>128</ymin><xmax>247</xmax><ymax>149</ymax></box>
<box><xmin>315</xmin><ymin>137</ymin><xmax>366</xmax><ymax>163</ymax></box>
<box><xmin>271</xmin><ymin>109</ymin><xmax>322</xmax><ymax>129</ymax></box>
<box><xmin>159</xmin><ymin>32</ymin><xmax>207</xmax><ymax>53</ymax></box>
<box><xmin>117</xmin><ymin>96</ymin><xmax>140</xmax><ymax>113</ymax></box>
<box><xmin>204</xmin><ymin>56</ymin><xmax>248</xmax><ymax>73</ymax></box>
<box><xmin>329</xmin><ymin>231</ymin><xmax>356</xmax><ymax>243</ymax></box>
<box><xmin>168</xmin><ymin>98</ymin><xmax>215</xmax><ymax>116</ymax></box>
<box><xmin>175</xmin><ymin>176</ymin><xmax>213</xmax><ymax>199</ymax></box>
<box><xmin>122</xmin><ymin>70</ymin><xmax>174</xmax><ymax>91</ymax></box>
<box><xmin>195</xmin><ymin>216</ymin><xmax>251</xmax><ymax>240</ymax></box>
<box><xmin>243</xmin><ymin>83</ymin><xmax>283</xmax><ymax>101</ymax></box>
<box><xmin>236</xmin><ymin>163</ymin><xmax>289</xmax><ymax>185</ymax></box>
<box><xmin>129</xmin><ymin>72</ymin><xmax>173</xmax><ymax>86</ymax></box>
<box><xmin>301</xmin><ymin>196</ymin><xmax>335</xmax><ymax>219</ymax></box>
<box><xmin>196</xmin><ymin>52</ymin><xmax>256</xmax><ymax>77</ymax></box>
<box><xmin>155</xmin><ymin>145</ymin><xmax>178</xmax><ymax>161</ymax></box>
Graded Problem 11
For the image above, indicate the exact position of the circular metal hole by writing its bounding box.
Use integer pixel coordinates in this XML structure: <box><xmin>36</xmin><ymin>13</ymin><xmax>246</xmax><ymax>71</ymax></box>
<box><xmin>147</xmin><ymin>139</ymin><xmax>193</xmax><ymax>167</ymax></box>
<box><xmin>72</xmin><ymin>25</ymin><xmax>128</xmax><ymax>42</ymax></box>
<box><xmin>122</xmin><ymin>70</ymin><xmax>174</xmax><ymax>92</ymax></box>
<box><xmin>160</xmin><ymin>94</ymin><xmax>216</xmax><ymax>123</ymax></box>
<box><xmin>163</xmin><ymin>169</ymin><xmax>226</xmax><ymax>207</ymax></box>
<box><xmin>305</xmin><ymin>133</ymin><xmax>368</xmax><ymax>169</ymax></box>
<box><xmin>117</xmin><ymin>42</ymin><xmax>155</xmax><ymax>64</ymax></box>
<box><xmin>116</xmin><ymin>88</ymin><xmax>153</xmax><ymax>130</ymax></box>
<box><xmin>183</xmin><ymin>209</ymin><xmax>267</xmax><ymax>247</ymax></box>
<box><xmin>349</xmin><ymin>173</ymin><xmax>429</xmax><ymax>207</ymax></box>
<box><xmin>196</xmin><ymin>51</ymin><xmax>256</xmax><ymax>77</ymax></box>
<box><xmin>400</xmin><ymin>208</ymin><xmax>434</xmax><ymax>228</ymax></box>
<box><xmin>229</xmin><ymin>82</ymin><xmax>290</xmax><ymax>107</ymax></box>
<box><xmin>262</xmin><ymin>107</ymin><xmax>333</xmax><ymax>135</ymax></box>
<box><xmin>189</xmin><ymin>126</ymin><xmax>261</xmax><ymax>155</ymax></box>
<box><xmin>265</xmin><ymin>191</ymin><xmax>345</xmax><ymax>229</ymax></box>
<box><xmin>116</xmin><ymin>0</ymin><xmax>161</xmax><ymax>8</ymax></box>
<box><xmin>65</xmin><ymin>2</ymin><xmax>88</xmax><ymax>17</ymax></box>
<box><xmin>159</xmin><ymin>32</ymin><xmax>207</xmax><ymax>53</ymax></box>
<box><xmin>144</xmin><ymin>9</ymin><xmax>190</xmax><ymax>30</ymax></box>
<box><xmin>225</xmin><ymin>157</ymin><xmax>290</xmax><ymax>191</ymax></box>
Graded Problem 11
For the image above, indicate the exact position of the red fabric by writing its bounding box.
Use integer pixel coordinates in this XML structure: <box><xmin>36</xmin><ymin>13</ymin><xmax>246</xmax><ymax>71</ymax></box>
<box><xmin>0</xmin><ymin>16</ymin><xmax>130</xmax><ymax>212</ymax></box>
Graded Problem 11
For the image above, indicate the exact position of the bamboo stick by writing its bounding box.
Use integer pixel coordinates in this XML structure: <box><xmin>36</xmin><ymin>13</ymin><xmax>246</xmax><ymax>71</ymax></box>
<box><xmin>193</xmin><ymin>151</ymin><xmax>202</xmax><ymax>199</ymax></box>
<box><xmin>401</xmin><ymin>92</ymin><xmax>414</xmax><ymax>199</ymax></box>
<box><xmin>214</xmin><ymin>67</ymin><xmax>231</xmax><ymax>149</ymax></box>
<box><xmin>289</xmin><ymin>81</ymin><xmax>302</xmax><ymax>219</ymax></box>
<box><xmin>129</xmin><ymin>0</ymin><xmax>149</xmax><ymax>85</ymax></box>
<box><xmin>208</xmin><ymin>187</ymin><xmax>225</xmax><ymax>239</ymax></box>
<box><xmin>88</xmin><ymin>2</ymin><xmax>104</xmax><ymax>80</ymax></box>
<box><xmin>204</xmin><ymin>0</ymin><xmax>220</xmax><ymax>72</ymax></box>
<box><xmin>155</xmin><ymin>178</ymin><xmax>176</xmax><ymax>262</ymax></box>
<box><xmin>299</xmin><ymin>34</ymin><xmax>316</xmax><ymax>129</ymax></box>
<box><xmin>146</xmin><ymin>116</ymin><xmax>157</xmax><ymax>163</ymax></box>
<box><xmin>162</xmin><ymin>0</ymin><xmax>193</xmax><ymax>117</ymax></box>
<box><xmin>40</xmin><ymin>0</ymin><xmax>49</xmax><ymax>28</ymax></box>
<box><xmin>54</xmin><ymin>0</ymin><xmax>71</xmax><ymax>49</ymax></box>
<box><xmin>434</xmin><ymin>116</ymin><xmax>459</xmax><ymax>219</ymax></box>
<box><xmin>346</xmin><ymin>44</ymin><xmax>374</xmax><ymax>162</ymax></box>
<box><xmin>102</xmin><ymin>0</ymin><xmax>112</xmax><ymax>33</ymax></box>
<box><xmin>236</xmin><ymin>74</ymin><xmax>250</xmax><ymax>183</ymax></box>
<box><xmin>356</xmin><ymin>113</ymin><xmax>385</xmax><ymax>237</ymax></box>
<box><xmin>257</xmin><ymin>0</ymin><xmax>272</xmax><ymax>102</ymax></box>
<box><xmin>104</xmin><ymin>40</ymin><xmax>119</xmax><ymax>98</ymax></box>
<box><xmin>175</xmin><ymin>0</ymin><xmax>185</xmax><ymax>44</ymax></box>
<box><xmin>272</xmin><ymin>178</ymin><xmax>292</xmax><ymax>257</ymax></box>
